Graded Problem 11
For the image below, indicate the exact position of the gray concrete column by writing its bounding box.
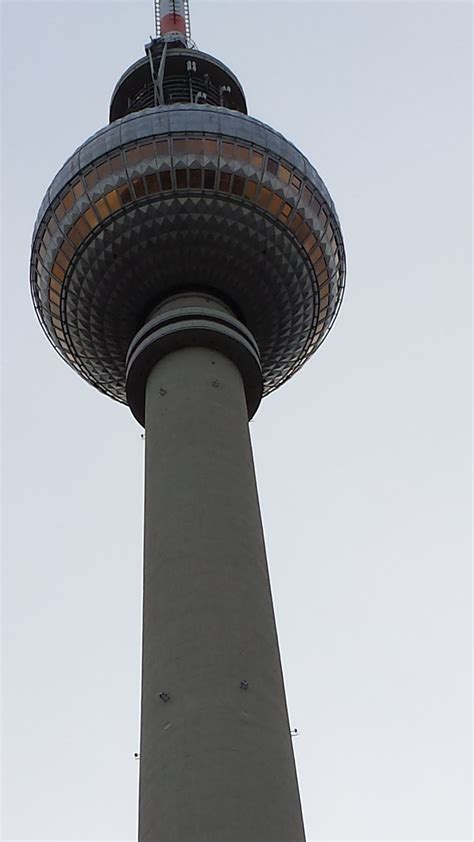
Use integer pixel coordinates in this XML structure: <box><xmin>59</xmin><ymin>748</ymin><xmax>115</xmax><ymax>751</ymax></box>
<box><xmin>136</xmin><ymin>296</ymin><xmax>305</xmax><ymax>842</ymax></box>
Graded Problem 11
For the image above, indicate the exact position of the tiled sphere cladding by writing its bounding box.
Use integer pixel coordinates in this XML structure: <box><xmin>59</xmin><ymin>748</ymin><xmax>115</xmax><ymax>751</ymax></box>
<box><xmin>31</xmin><ymin>105</ymin><xmax>346</xmax><ymax>402</ymax></box>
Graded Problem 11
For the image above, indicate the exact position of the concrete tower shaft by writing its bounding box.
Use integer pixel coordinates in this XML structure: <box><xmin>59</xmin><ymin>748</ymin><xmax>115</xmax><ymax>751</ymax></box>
<box><xmin>135</xmin><ymin>294</ymin><xmax>305</xmax><ymax>841</ymax></box>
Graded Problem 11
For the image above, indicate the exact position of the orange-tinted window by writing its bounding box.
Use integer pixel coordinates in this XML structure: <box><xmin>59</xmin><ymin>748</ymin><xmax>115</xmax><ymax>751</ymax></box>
<box><xmin>160</xmin><ymin>171</ymin><xmax>172</xmax><ymax>190</ymax></box>
<box><xmin>139</xmin><ymin>142</ymin><xmax>155</xmax><ymax>159</ymax></box>
<box><xmin>203</xmin><ymin>169</ymin><xmax>215</xmax><ymax>189</ymax></box>
<box><xmin>61</xmin><ymin>240</ymin><xmax>74</xmax><ymax>259</ymax></box>
<box><xmin>318</xmin><ymin>208</ymin><xmax>328</xmax><ymax>229</ymax></box>
<box><xmin>85</xmin><ymin>170</ymin><xmax>98</xmax><ymax>190</ymax></box>
<box><xmin>50</xmin><ymin>278</ymin><xmax>62</xmax><ymax>294</ymax></box>
<box><xmin>203</xmin><ymin>137</ymin><xmax>217</xmax><ymax>155</ymax></box>
<box><xmin>173</xmin><ymin>138</ymin><xmax>188</xmax><ymax>156</ymax></box>
<box><xmin>49</xmin><ymin>289</ymin><xmax>61</xmax><ymax>306</ymax></box>
<box><xmin>231</xmin><ymin>175</ymin><xmax>245</xmax><ymax>196</ymax></box>
<box><xmin>251</xmin><ymin>150</ymin><xmax>264</xmax><ymax>169</ymax></box>
<box><xmin>72</xmin><ymin>179</ymin><xmax>85</xmax><ymax>199</ymax></box>
<box><xmin>52</xmin><ymin>263</ymin><xmax>65</xmax><ymax>281</ymax></box>
<box><xmin>257</xmin><ymin>186</ymin><xmax>272</xmax><ymax>209</ymax></box>
<box><xmin>244</xmin><ymin>179</ymin><xmax>258</xmax><ymax>200</ymax></box>
<box><xmin>109</xmin><ymin>154</ymin><xmax>123</xmax><ymax>173</ymax></box>
<box><xmin>126</xmin><ymin>147</ymin><xmax>142</xmax><ymax>166</ymax></box>
<box><xmin>175</xmin><ymin>169</ymin><xmax>187</xmax><ymax>188</ymax></box>
<box><xmin>54</xmin><ymin>250</ymin><xmax>69</xmax><ymax>271</ymax></box>
<box><xmin>84</xmin><ymin>207</ymin><xmax>98</xmax><ymax>228</ymax></box>
<box><xmin>221</xmin><ymin>141</ymin><xmax>234</xmax><ymax>158</ymax></box>
<box><xmin>55</xmin><ymin>202</ymin><xmax>66</xmax><ymax>222</ymax></box>
<box><xmin>187</xmin><ymin>139</ymin><xmax>203</xmax><ymax>155</ymax></box>
<box><xmin>203</xmin><ymin>138</ymin><xmax>218</xmax><ymax>156</ymax></box>
<box><xmin>132</xmin><ymin>177</ymin><xmax>146</xmax><ymax>198</ymax></box>
<box><xmin>278</xmin><ymin>164</ymin><xmax>291</xmax><ymax>184</ymax></box>
<box><xmin>77</xmin><ymin>217</ymin><xmax>91</xmax><ymax>237</ymax></box>
<box><xmin>189</xmin><ymin>169</ymin><xmax>202</xmax><ymax>188</ymax></box>
<box><xmin>236</xmin><ymin>145</ymin><xmax>249</xmax><ymax>163</ymax></box>
<box><xmin>62</xmin><ymin>190</ymin><xmax>74</xmax><ymax>211</ymax></box>
<box><xmin>219</xmin><ymin>172</ymin><xmax>231</xmax><ymax>192</ymax></box>
<box><xmin>104</xmin><ymin>189</ymin><xmax>121</xmax><ymax>212</ymax></box>
<box><xmin>313</xmin><ymin>256</ymin><xmax>326</xmax><ymax>273</ymax></box>
<box><xmin>95</xmin><ymin>197</ymin><xmax>111</xmax><ymax>219</ymax></box>
<box><xmin>269</xmin><ymin>194</ymin><xmax>284</xmax><ymax>216</ymax></box>
<box><xmin>266</xmin><ymin>157</ymin><xmax>278</xmax><ymax>176</ymax></box>
<box><xmin>289</xmin><ymin>212</ymin><xmax>304</xmax><ymax>234</ymax></box>
<box><xmin>291</xmin><ymin>173</ymin><xmax>302</xmax><ymax>191</ymax></box>
<box><xmin>119</xmin><ymin>186</ymin><xmax>132</xmax><ymax>204</ymax></box>
<box><xmin>156</xmin><ymin>140</ymin><xmax>169</xmax><ymax>156</ymax></box>
<box><xmin>279</xmin><ymin>202</ymin><xmax>292</xmax><ymax>220</ymax></box>
<box><xmin>304</xmin><ymin>233</ymin><xmax>317</xmax><ymax>252</ymax></box>
<box><xmin>68</xmin><ymin>219</ymin><xmax>86</xmax><ymax>246</ymax></box>
<box><xmin>145</xmin><ymin>173</ymin><xmax>160</xmax><ymax>194</ymax></box>
<box><xmin>296</xmin><ymin>222</ymin><xmax>311</xmax><ymax>244</ymax></box>
<box><xmin>97</xmin><ymin>160</ymin><xmax>111</xmax><ymax>181</ymax></box>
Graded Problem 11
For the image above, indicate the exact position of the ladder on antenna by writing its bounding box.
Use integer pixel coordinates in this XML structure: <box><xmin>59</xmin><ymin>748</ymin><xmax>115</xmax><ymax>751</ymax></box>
<box><xmin>154</xmin><ymin>0</ymin><xmax>160</xmax><ymax>38</ymax></box>
<box><xmin>183</xmin><ymin>0</ymin><xmax>191</xmax><ymax>40</ymax></box>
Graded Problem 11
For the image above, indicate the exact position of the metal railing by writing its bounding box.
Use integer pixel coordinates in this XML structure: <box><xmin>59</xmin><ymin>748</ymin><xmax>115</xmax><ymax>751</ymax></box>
<box><xmin>128</xmin><ymin>74</ymin><xmax>228</xmax><ymax>112</ymax></box>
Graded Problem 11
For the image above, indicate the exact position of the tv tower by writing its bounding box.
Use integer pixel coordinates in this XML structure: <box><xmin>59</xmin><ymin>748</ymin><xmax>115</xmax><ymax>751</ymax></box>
<box><xmin>30</xmin><ymin>2</ymin><xmax>346</xmax><ymax>839</ymax></box>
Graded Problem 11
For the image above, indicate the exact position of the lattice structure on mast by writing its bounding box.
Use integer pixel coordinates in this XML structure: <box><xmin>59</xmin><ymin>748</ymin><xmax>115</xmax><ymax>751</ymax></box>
<box><xmin>154</xmin><ymin>0</ymin><xmax>191</xmax><ymax>39</ymax></box>
<box><xmin>184</xmin><ymin>1</ymin><xmax>191</xmax><ymax>38</ymax></box>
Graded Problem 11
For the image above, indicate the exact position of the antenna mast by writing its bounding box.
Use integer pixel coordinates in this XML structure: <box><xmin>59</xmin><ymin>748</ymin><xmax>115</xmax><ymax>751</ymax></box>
<box><xmin>154</xmin><ymin>0</ymin><xmax>191</xmax><ymax>40</ymax></box>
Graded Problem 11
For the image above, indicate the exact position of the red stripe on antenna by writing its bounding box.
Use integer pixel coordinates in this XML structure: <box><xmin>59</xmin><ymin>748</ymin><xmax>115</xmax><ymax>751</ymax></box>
<box><xmin>160</xmin><ymin>13</ymin><xmax>186</xmax><ymax>36</ymax></box>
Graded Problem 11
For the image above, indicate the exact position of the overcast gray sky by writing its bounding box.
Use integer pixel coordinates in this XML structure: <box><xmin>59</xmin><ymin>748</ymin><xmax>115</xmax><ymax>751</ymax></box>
<box><xmin>2</xmin><ymin>1</ymin><xmax>472</xmax><ymax>840</ymax></box>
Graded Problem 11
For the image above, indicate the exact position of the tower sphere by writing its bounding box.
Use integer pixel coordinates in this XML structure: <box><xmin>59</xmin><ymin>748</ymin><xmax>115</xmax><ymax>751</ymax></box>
<box><xmin>30</xmin><ymin>40</ymin><xmax>345</xmax><ymax>411</ymax></box>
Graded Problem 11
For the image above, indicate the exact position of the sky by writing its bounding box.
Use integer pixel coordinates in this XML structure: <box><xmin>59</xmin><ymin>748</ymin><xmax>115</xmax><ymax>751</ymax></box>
<box><xmin>1</xmin><ymin>1</ymin><xmax>472</xmax><ymax>840</ymax></box>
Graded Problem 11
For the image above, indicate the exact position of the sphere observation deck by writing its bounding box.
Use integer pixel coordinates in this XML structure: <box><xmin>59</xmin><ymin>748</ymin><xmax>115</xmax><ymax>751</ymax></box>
<box><xmin>30</xmin><ymin>40</ymin><xmax>346</xmax><ymax>405</ymax></box>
